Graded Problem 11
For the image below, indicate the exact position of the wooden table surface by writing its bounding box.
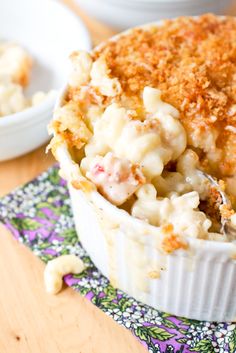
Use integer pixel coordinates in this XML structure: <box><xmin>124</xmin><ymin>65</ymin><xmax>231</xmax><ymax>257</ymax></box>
<box><xmin>0</xmin><ymin>1</ymin><xmax>236</xmax><ymax>352</ymax></box>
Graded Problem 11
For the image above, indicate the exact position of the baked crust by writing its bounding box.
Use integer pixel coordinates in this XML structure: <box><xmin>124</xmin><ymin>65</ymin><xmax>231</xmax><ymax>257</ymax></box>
<box><xmin>93</xmin><ymin>14</ymin><xmax>236</xmax><ymax>179</ymax></box>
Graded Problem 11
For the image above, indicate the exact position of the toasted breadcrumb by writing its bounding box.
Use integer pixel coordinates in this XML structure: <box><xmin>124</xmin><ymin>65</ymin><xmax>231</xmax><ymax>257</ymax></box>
<box><xmin>162</xmin><ymin>233</ymin><xmax>189</xmax><ymax>254</ymax></box>
<box><xmin>92</xmin><ymin>14</ymin><xmax>236</xmax><ymax>179</ymax></box>
<box><xmin>52</xmin><ymin>102</ymin><xmax>92</xmax><ymax>150</ymax></box>
<box><xmin>220</xmin><ymin>204</ymin><xmax>235</xmax><ymax>219</ymax></box>
<box><xmin>161</xmin><ymin>223</ymin><xmax>188</xmax><ymax>253</ymax></box>
<box><xmin>161</xmin><ymin>223</ymin><xmax>174</xmax><ymax>234</ymax></box>
<box><xmin>199</xmin><ymin>186</ymin><xmax>222</xmax><ymax>224</ymax></box>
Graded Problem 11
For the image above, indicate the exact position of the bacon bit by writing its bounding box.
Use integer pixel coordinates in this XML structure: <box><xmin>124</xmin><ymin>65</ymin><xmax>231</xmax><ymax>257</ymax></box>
<box><xmin>147</xmin><ymin>270</ymin><xmax>160</xmax><ymax>279</ymax></box>
<box><xmin>93</xmin><ymin>164</ymin><xmax>105</xmax><ymax>174</ymax></box>
<box><xmin>162</xmin><ymin>233</ymin><xmax>189</xmax><ymax>254</ymax></box>
<box><xmin>71</xmin><ymin>179</ymin><xmax>94</xmax><ymax>193</ymax></box>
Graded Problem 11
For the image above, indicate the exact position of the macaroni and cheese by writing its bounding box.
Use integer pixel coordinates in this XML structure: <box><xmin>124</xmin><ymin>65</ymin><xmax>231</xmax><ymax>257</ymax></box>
<box><xmin>0</xmin><ymin>41</ymin><xmax>55</xmax><ymax>117</ymax></box>
<box><xmin>50</xmin><ymin>14</ymin><xmax>236</xmax><ymax>245</ymax></box>
<box><xmin>44</xmin><ymin>254</ymin><xmax>84</xmax><ymax>294</ymax></box>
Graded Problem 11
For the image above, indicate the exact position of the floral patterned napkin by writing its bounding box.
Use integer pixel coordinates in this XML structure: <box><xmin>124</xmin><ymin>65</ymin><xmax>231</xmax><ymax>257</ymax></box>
<box><xmin>0</xmin><ymin>165</ymin><xmax>235</xmax><ymax>353</ymax></box>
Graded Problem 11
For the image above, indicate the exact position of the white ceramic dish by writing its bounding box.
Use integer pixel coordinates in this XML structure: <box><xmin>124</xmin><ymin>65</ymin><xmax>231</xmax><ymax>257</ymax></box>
<box><xmin>56</xmin><ymin>142</ymin><xmax>236</xmax><ymax>322</ymax></box>
<box><xmin>53</xmin><ymin>20</ymin><xmax>236</xmax><ymax>322</ymax></box>
<box><xmin>74</xmin><ymin>0</ymin><xmax>233</xmax><ymax>29</ymax></box>
<box><xmin>0</xmin><ymin>0</ymin><xmax>91</xmax><ymax>161</ymax></box>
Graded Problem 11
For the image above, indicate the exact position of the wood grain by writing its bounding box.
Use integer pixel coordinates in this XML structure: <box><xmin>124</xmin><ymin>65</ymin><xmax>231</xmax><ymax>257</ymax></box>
<box><xmin>0</xmin><ymin>144</ymin><xmax>54</xmax><ymax>197</ymax></box>
<box><xmin>0</xmin><ymin>0</ymin><xmax>146</xmax><ymax>353</ymax></box>
<box><xmin>1</xmin><ymin>1</ymin><xmax>236</xmax><ymax>352</ymax></box>
<box><xmin>0</xmin><ymin>225</ymin><xmax>145</xmax><ymax>353</ymax></box>
<box><xmin>0</xmin><ymin>2</ymin><xmax>145</xmax><ymax>352</ymax></box>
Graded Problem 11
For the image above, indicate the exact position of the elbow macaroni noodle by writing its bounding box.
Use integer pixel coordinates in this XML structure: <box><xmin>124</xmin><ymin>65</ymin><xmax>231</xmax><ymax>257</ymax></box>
<box><xmin>51</xmin><ymin>51</ymin><xmax>231</xmax><ymax>242</ymax></box>
<box><xmin>44</xmin><ymin>254</ymin><xmax>84</xmax><ymax>294</ymax></box>
<box><xmin>90</xmin><ymin>56</ymin><xmax>121</xmax><ymax>97</ymax></box>
<box><xmin>0</xmin><ymin>81</ymin><xmax>27</xmax><ymax>116</ymax></box>
<box><xmin>68</xmin><ymin>51</ymin><xmax>92</xmax><ymax>87</ymax></box>
<box><xmin>84</xmin><ymin>87</ymin><xmax>186</xmax><ymax>180</ymax></box>
<box><xmin>0</xmin><ymin>42</ymin><xmax>57</xmax><ymax>117</ymax></box>
<box><xmin>0</xmin><ymin>42</ymin><xmax>56</xmax><ymax>117</ymax></box>
<box><xmin>177</xmin><ymin>149</ymin><xmax>210</xmax><ymax>200</ymax></box>
<box><xmin>132</xmin><ymin>185</ymin><xmax>212</xmax><ymax>239</ymax></box>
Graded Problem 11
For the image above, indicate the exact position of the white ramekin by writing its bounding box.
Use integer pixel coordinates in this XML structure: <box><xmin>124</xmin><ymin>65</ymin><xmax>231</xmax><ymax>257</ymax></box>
<box><xmin>53</xmin><ymin>20</ymin><xmax>236</xmax><ymax>321</ymax></box>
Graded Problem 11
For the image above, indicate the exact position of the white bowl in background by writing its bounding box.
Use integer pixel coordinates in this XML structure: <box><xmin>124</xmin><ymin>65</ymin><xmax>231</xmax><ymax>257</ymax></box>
<box><xmin>75</xmin><ymin>0</ymin><xmax>233</xmax><ymax>29</ymax></box>
<box><xmin>53</xmin><ymin>18</ymin><xmax>236</xmax><ymax>321</ymax></box>
<box><xmin>0</xmin><ymin>0</ymin><xmax>91</xmax><ymax>161</ymax></box>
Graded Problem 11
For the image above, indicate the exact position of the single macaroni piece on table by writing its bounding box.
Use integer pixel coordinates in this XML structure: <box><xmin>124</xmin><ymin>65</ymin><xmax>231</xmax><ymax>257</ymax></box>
<box><xmin>44</xmin><ymin>254</ymin><xmax>84</xmax><ymax>294</ymax></box>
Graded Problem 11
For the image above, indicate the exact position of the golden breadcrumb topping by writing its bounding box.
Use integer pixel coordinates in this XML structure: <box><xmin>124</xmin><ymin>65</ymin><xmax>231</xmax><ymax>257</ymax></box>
<box><xmin>161</xmin><ymin>223</ymin><xmax>189</xmax><ymax>253</ymax></box>
<box><xmin>93</xmin><ymin>14</ymin><xmax>236</xmax><ymax>178</ymax></box>
<box><xmin>162</xmin><ymin>233</ymin><xmax>189</xmax><ymax>254</ymax></box>
<box><xmin>51</xmin><ymin>101</ymin><xmax>92</xmax><ymax>150</ymax></box>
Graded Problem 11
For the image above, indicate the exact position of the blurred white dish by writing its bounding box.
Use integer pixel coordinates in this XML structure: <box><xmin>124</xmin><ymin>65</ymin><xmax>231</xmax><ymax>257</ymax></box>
<box><xmin>0</xmin><ymin>0</ymin><xmax>91</xmax><ymax>161</ymax></box>
<box><xmin>75</xmin><ymin>0</ymin><xmax>233</xmax><ymax>29</ymax></box>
